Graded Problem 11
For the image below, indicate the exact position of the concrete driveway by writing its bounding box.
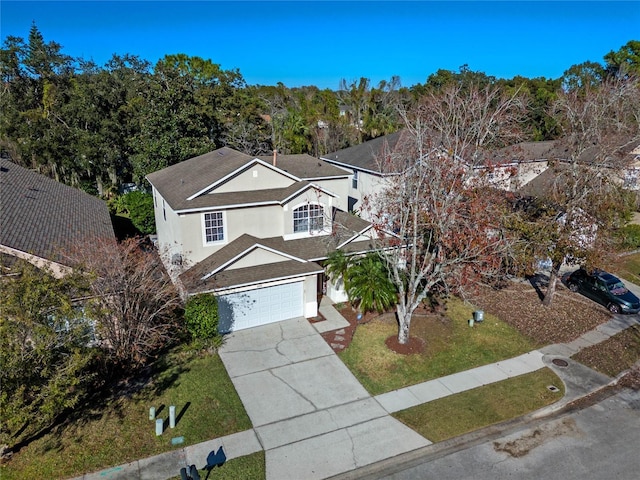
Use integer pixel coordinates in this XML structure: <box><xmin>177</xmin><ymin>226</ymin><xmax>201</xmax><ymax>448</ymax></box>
<box><xmin>218</xmin><ymin>318</ymin><xmax>430</xmax><ymax>480</ymax></box>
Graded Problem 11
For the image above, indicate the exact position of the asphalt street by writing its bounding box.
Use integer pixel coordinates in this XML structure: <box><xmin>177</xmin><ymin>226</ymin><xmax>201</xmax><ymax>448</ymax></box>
<box><xmin>371</xmin><ymin>388</ymin><xmax>640</xmax><ymax>480</ymax></box>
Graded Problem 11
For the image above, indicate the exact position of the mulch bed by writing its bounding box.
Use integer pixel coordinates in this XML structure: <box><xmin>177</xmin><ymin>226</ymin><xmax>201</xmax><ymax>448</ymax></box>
<box><xmin>321</xmin><ymin>302</ymin><xmax>430</xmax><ymax>354</ymax></box>
<box><xmin>470</xmin><ymin>278</ymin><xmax>611</xmax><ymax>345</ymax></box>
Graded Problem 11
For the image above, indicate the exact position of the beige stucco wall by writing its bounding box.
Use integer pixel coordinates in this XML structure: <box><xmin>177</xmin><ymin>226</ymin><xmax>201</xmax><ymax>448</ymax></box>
<box><xmin>228</xmin><ymin>248</ymin><xmax>291</xmax><ymax>270</ymax></box>
<box><xmin>153</xmin><ymin>188</ymin><xmax>185</xmax><ymax>264</ymax></box>
<box><xmin>176</xmin><ymin>204</ymin><xmax>284</xmax><ymax>265</ymax></box>
<box><xmin>213</xmin><ymin>163</ymin><xmax>295</xmax><ymax>193</ymax></box>
<box><xmin>304</xmin><ymin>275</ymin><xmax>318</xmax><ymax>317</ymax></box>
<box><xmin>514</xmin><ymin>161</ymin><xmax>549</xmax><ymax>190</ymax></box>
<box><xmin>350</xmin><ymin>172</ymin><xmax>392</xmax><ymax>221</ymax></box>
<box><xmin>310</xmin><ymin>177</ymin><xmax>349</xmax><ymax>212</ymax></box>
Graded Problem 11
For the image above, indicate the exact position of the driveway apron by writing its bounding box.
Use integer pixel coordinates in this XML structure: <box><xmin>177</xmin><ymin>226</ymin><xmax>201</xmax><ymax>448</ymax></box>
<box><xmin>218</xmin><ymin>318</ymin><xmax>430</xmax><ymax>480</ymax></box>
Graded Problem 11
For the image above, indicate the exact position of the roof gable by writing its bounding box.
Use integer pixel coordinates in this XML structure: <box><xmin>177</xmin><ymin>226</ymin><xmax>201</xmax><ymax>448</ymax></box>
<box><xmin>188</xmin><ymin>159</ymin><xmax>300</xmax><ymax>199</ymax></box>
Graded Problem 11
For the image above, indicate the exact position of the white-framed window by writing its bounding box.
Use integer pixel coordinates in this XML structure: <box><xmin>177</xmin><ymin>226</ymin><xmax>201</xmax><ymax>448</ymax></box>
<box><xmin>352</xmin><ymin>170</ymin><xmax>359</xmax><ymax>189</ymax></box>
<box><xmin>293</xmin><ymin>204</ymin><xmax>324</xmax><ymax>233</ymax></box>
<box><xmin>203</xmin><ymin>211</ymin><xmax>225</xmax><ymax>244</ymax></box>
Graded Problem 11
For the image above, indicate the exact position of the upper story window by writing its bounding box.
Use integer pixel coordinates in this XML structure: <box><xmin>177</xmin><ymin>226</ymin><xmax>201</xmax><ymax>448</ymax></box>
<box><xmin>293</xmin><ymin>204</ymin><xmax>324</xmax><ymax>233</ymax></box>
<box><xmin>352</xmin><ymin>170</ymin><xmax>359</xmax><ymax>189</ymax></box>
<box><xmin>203</xmin><ymin>211</ymin><xmax>225</xmax><ymax>244</ymax></box>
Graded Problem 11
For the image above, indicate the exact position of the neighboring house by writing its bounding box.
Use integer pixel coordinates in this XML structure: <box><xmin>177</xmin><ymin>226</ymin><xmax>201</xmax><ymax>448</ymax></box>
<box><xmin>321</xmin><ymin>130</ymin><xmax>412</xmax><ymax>219</ymax></box>
<box><xmin>0</xmin><ymin>158</ymin><xmax>115</xmax><ymax>277</ymax></box>
<box><xmin>322</xmin><ymin>133</ymin><xmax>561</xmax><ymax>220</ymax></box>
<box><xmin>474</xmin><ymin>141</ymin><xmax>554</xmax><ymax>191</ymax></box>
<box><xmin>147</xmin><ymin>147</ymin><xmax>379</xmax><ymax>332</ymax></box>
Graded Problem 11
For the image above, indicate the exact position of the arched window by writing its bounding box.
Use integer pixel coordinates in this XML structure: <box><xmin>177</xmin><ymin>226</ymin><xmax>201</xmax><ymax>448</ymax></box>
<box><xmin>293</xmin><ymin>204</ymin><xmax>324</xmax><ymax>233</ymax></box>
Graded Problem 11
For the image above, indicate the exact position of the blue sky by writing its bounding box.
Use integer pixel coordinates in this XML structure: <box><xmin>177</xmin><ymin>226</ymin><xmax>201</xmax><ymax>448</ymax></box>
<box><xmin>1</xmin><ymin>1</ymin><xmax>639</xmax><ymax>89</ymax></box>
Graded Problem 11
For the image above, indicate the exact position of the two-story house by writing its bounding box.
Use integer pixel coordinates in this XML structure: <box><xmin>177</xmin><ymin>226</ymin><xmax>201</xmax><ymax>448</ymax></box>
<box><xmin>147</xmin><ymin>147</ymin><xmax>378</xmax><ymax>332</ymax></box>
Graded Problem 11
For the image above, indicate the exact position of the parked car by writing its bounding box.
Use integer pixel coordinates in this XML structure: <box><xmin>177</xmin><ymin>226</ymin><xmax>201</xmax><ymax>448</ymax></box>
<box><xmin>565</xmin><ymin>268</ymin><xmax>640</xmax><ymax>314</ymax></box>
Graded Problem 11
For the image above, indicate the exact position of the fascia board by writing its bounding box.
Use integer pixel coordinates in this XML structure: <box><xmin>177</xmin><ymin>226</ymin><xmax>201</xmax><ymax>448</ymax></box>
<box><xmin>176</xmin><ymin>201</ymin><xmax>279</xmax><ymax>214</ymax></box>
<box><xmin>336</xmin><ymin>225</ymin><xmax>374</xmax><ymax>249</ymax></box>
<box><xmin>320</xmin><ymin>157</ymin><xmax>394</xmax><ymax>177</ymax></box>
<box><xmin>195</xmin><ymin>270</ymin><xmax>325</xmax><ymax>295</ymax></box>
<box><xmin>281</xmin><ymin>184</ymin><xmax>337</xmax><ymax>205</ymax></box>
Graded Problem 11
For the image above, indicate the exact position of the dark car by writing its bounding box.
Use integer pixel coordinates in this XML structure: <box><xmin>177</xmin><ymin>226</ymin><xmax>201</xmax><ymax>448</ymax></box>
<box><xmin>565</xmin><ymin>268</ymin><xmax>640</xmax><ymax>314</ymax></box>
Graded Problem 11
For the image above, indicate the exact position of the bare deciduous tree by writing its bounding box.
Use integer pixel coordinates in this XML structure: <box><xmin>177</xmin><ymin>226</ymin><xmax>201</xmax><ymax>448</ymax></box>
<box><xmin>539</xmin><ymin>74</ymin><xmax>640</xmax><ymax>306</ymax></box>
<box><xmin>68</xmin><ymin>237</ymin><xmax>183</xmax><ymax>370</ymax></box>
<box><xmin>366</xmin><ymin>83</ymin><xmax>528</xmax><ymax>344</ymax></box>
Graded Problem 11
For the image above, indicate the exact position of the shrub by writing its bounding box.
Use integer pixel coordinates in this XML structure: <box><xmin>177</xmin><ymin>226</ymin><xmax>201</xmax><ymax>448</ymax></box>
<box><xmin>123</xmin><ymin>191</ymin><xmax>155</xmax><ymax>235</ymax></box>
<box><xmin>184</xmin><ymin>294</ymin><xmax>220</xmax><ymax>345</ymax></box>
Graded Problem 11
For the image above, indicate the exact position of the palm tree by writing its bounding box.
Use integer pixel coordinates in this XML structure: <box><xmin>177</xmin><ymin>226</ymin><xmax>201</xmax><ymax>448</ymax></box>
<box><xmin>346</xmin><ymin>253</ymin><xmax>397</xmax><ymax>314</ymax></box>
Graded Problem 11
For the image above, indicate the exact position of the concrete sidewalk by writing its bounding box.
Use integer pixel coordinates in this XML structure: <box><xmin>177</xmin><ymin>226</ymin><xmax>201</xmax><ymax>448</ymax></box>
<box><xmin>73</xmin><ymin>310</ymin><xmax>639</xmax><ymax>480</ymax></box>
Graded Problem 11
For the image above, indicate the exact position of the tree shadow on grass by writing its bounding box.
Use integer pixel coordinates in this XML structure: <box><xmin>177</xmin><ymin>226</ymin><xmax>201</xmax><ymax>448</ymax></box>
<box><xmin>8</xmin><ymin>349</ymin><xmax>191</xmax><ymax>456</ymax></box>
<box><xmin>527</xmin><ymin>273</ymin><xmax>550</xmax><ymax>301</ymax></box>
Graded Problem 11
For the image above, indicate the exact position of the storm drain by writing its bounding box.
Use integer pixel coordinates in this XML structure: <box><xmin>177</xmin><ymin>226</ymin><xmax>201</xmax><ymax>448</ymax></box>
<box><xmin>547</xmin><ymin>385</ymin><xmax>560</xmax><ymax>392</ymax></box>
<box><xmin>552</xmin><ymin>358</ymin><xmax>569</xmax><ymax>367</ymax></box>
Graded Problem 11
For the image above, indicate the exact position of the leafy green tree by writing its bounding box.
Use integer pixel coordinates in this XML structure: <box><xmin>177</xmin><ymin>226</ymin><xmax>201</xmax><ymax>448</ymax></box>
<box><xmin>605</xmin><ymin>40</ymin><xmax>640</xmax><ymax>77</ymax></box>
<box><xmin>122</xmin><ymin>191</ymin><xmax>155</xmax><ymax>235</ymax></box>
<box><xmin>324</xmin><ymin>249</ymin><xmax>353</xmax><ymax>297</ymax></box>
<box><xmin>0</xmin><ymin>260</ymin><xmax>95</xmax><ymax>452</ymax></box>
<box><xmin>561</xmin><ymin>61</ymin><xmax>606</xmax><ymax>91</ymax></box>
<box><xmin>184</xmin><ymin>294</ymin><xmax>220</xmax><ymax>347</ymax></box>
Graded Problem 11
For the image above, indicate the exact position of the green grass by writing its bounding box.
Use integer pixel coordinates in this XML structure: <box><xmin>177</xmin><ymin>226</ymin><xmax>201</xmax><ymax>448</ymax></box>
<box><xmin>2</xmin><ymin>349</ymin><xmax>254</xmax><ymax>480</ymax></box>
<box><xmin>612</xmin><ymin>252</ymin><xmax>640</xmax><ymax>285</ymax></box>
<box><xmin>169</xmin><ymin>451</ymin><xmax>265</xmax><ymax>480</ymax></box>
<box><xmin>339</xmin><ymin>297</ymin><xmax>536</xmax><ymax>395</ymax></box>
<box><xmin>393</xmin><ymin>368</ymin><xmax>564</xmax><ymax>442</ymax></box>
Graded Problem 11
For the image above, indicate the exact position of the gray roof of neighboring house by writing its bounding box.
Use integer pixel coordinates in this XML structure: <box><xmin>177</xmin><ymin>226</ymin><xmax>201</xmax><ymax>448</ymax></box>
<box><xmin>179</xmin><ymin>210</ymin><xmax>376</xmax><ymax>293</ymax></box>
<box><xmin>147</xmin><ymin>147</ymin><xmax>349</xmax><ymax>211</ymax></box>
<box><xmin>0</xmin><ymin>158</ymin><xmax>115</xmax><ymax>264</ymax></box>
<box><xmin>479</xmin><ymin>141</ymin><xmax>558</xmax><ymax>164</ymax></box>
<box><xmin>485</xmin><ymin>139</ymin><xmax>640</xmax><ymax>166</ymax></box>
<box><xmin>322</xmin><ymin>130</ymin><xmax>413</xmax><ymax>174</ymax></box>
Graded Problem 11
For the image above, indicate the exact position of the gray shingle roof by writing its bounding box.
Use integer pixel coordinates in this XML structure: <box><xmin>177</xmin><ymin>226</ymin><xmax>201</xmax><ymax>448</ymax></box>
<box><xmin>322</xmin><ymin>130</ymin><xmax>412</xmax><ymax>174</ymax></box>
<box><xmin>147</xmin><ymin>147</ymin><xmax>349</xmax><ymax>211</ymax></box>
<box><xmin>0</xmin><ymin>159</ymin><xmax>115</xmax><ymax>265</ymax></box>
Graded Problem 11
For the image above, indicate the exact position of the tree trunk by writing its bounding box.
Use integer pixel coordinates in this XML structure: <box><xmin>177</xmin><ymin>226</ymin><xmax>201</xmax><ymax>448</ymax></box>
<box><xmin>396</xmin><ymin>304</ymin><xmax>411</xmax><ymax>344</ymax></box>
<box><xmin>542</xmin><ymin>261</ymin><xmax>562</xmax><ymax>306</ymax></box>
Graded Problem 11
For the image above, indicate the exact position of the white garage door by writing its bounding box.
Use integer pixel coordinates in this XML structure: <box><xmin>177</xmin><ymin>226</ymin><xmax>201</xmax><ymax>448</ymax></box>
<box><xmin>217</xmin><ymin>282</ymin><xmax>304</xmax><ymax>332</ymax></box>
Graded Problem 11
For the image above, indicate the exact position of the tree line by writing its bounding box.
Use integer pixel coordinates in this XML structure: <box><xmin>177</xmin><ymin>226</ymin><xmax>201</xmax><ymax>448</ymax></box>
<box><xmin>2</xmin><ymin>24</ymin><xmax>637</xmax><ymax>195</ymax></box>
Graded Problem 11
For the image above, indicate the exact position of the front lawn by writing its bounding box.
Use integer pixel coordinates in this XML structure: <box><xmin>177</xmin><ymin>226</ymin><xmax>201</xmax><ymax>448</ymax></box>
<box><xmin>2</xmin><ymin>349</ymin><xmax>254</xmax><ymax>480</ymax></box>
<box><xmin>393</xmin><ymin>368</ymin><xmax>564</xmax><ymax>442</ymax></box>
<box><xmin>339</xmin><ymin>297</ymin><xmax>535</xmax><ymax>395</ymax></box>
<box><xmin>611</xmin><ymin>251</ymin><xmax>640</xmax><ymax>285</ymax></box>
